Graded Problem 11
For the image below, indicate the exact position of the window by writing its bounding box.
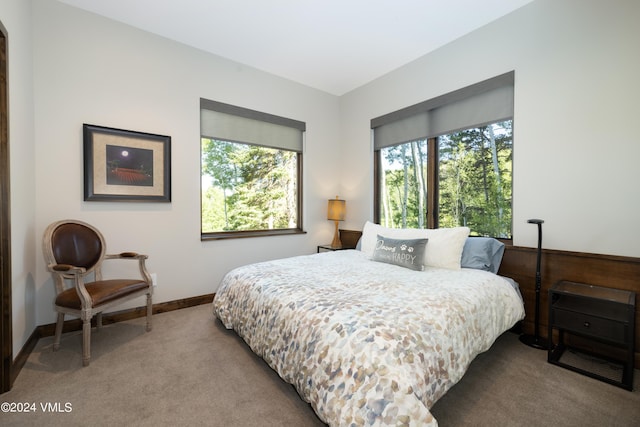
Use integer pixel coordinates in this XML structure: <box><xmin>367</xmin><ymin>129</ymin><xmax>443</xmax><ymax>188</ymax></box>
<box><xmin>200</xmin><ymin>99</ymin><xmax>305</xmax><ymax>239</ymax></box>
<box><xmin>437</xmin><ymin>122</ymin><xmax>512</xmax><ymax>237</ymax></box>
<box><xmin>377</xmin><ymin>138</ymin><xmax>429</xmax><ymax>229</ymax></box>
<box><xmin>372</xmin><ymin>72</ymin><xmax>514</xmax><ymax>238</ymax></box>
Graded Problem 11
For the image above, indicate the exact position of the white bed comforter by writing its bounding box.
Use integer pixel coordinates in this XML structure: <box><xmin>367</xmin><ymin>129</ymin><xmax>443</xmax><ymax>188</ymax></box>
<box><xmin>214</xmin><ymin>250</ymin><xmax>524</xmax><ymax>426</ymax></box>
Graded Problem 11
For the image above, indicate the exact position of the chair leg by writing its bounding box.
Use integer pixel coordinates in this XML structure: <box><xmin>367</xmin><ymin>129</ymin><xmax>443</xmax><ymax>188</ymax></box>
<box><xmin>82</xmin><ymin>316</ymin><xmax>91</xmax><ymax>367</ymax></box>
<box><xmin>96</xmin><ymin>312</ymin><xmax>103</xmax><ymax>330</ymax></box>
<box><xmin>146</xmin><ymin>293</ymin><xmax>153</xmax><ymax>332</ymax></box>
<box><xmin>53</xmin><ymin>312</ymin><xmax>64</xmax><ymax>351</ymax></box>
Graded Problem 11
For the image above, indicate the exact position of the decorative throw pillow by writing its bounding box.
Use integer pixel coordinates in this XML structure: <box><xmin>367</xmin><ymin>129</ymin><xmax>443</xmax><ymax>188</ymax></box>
<box><xmin>371</xmin><ymin>235</ymin><xmax>428</xmax><ymax>271</ymax></box>
<box><xmin>360</xmin><ymin>221</ymin><xmax>428</xmax><ymax>257</ymax></box>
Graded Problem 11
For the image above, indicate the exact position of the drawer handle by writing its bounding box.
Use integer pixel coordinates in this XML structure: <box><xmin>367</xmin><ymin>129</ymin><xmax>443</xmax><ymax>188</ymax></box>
<box><xmin>583</xmin><ymin>321</ymin><xmax>590</xmax><ymax>328</ymax></box>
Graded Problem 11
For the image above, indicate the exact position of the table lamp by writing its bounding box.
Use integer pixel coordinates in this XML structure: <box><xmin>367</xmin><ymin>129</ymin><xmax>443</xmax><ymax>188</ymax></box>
<box><xmin>327</xmin><ymin>196</ymin><xmax>346</xmax><ymax>248</ymax></box>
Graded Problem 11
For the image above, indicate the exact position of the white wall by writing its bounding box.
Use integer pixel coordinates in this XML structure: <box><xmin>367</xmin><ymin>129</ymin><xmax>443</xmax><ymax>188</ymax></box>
<box><xmin>31</xmin><ymin>0</ymin><xmax>341</xmax><ymax>327</ymax></box>
<box><xmin>0</xmin><ymin>0</ymin><xmax>37</xmax><ymax>358</ymax></box>
<box><xmin>339</xmin><ymin>0</ymin><xmax>640</xmax><ymax>258</ymax></box>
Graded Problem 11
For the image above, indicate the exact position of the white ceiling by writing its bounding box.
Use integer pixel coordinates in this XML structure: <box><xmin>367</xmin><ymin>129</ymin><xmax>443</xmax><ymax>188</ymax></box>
<box><xmin>58</xmin><ymin>0</ymin><xmax>534</xmax><ymax>95</ymax></box>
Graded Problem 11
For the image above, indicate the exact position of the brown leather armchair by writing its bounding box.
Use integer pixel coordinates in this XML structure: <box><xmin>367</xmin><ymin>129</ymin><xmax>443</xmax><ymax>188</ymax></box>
<box><xmin>42</xmin><ymin>219</ymin><xmax>153</xmax><ymax>366</ymax></box>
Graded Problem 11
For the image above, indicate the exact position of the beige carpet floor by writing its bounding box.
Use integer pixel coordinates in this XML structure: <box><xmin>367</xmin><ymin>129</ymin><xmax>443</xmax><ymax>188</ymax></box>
<box><xmin>2</xmin><ymin>304</ymin><xmax>639</xmax><ymax>426</ymax></box>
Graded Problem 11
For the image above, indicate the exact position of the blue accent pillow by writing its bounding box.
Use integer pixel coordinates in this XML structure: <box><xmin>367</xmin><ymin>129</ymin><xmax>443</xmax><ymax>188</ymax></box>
<box><xmin>460</xmin><ymin>237</ymin><xmax>505</xmax><ymax>274</ymax></box>
<box><xmin>371</xmin><ymin>235</ymin><xmax>428</xmax><ymax>271</ymax></box>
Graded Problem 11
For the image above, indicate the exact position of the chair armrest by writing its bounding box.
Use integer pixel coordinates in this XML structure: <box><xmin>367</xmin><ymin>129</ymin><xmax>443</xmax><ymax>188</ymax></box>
<box><xmin>105</xmin><ymin>252</ymin><xmax>149</xmax><ymax>260</ymax></box>
<box><xmin>48</xmin><ymin>263</ymin><xmax>85</xmax><ymax>274</ymax></box>
<box><xmin>103</xmin><ymin>253</ymin><xmax>152</xmax><ymax>285</ymax></box>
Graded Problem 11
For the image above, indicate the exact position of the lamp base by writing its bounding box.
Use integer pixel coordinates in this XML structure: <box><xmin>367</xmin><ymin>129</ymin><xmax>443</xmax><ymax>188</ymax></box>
<box><xmin>330</xmin><ymin>220</ymin><xmax>342</xmax><ymax>248</ymax></box>
<box><xmin>519</xmin><ymin>333</ymin><xmax>548</xmax><ymax>350</ymax></box>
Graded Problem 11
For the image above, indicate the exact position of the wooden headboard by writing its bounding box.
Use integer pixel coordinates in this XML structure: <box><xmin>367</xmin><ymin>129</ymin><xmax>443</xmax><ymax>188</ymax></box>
<box><xmin>499</xmin><ymin>244</ymin><xmax>640</xmax><ymax>366</ymax></box>
<box><xmin>339</xmin><ymin>229</ymin><xmax>362</xmax><ymax>249</ymax></box>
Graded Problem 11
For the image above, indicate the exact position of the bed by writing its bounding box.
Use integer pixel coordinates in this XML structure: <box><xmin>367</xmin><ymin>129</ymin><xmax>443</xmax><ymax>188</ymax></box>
<box><xmin>213</xmin><ymin>223</ymin><xmax>525</xmax><ymax>426</ymax></box>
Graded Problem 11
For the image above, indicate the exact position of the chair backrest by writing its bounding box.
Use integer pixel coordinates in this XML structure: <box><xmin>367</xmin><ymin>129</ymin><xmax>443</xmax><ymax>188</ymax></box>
<box><xmin>43</xmin><ymin>220</ymin><xmax>106</xmax><ymax>273</ymax></box>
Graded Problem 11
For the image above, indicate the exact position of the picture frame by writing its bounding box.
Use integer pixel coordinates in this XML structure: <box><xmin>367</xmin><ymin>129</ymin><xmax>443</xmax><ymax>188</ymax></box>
<box><xmin>83</xmin><ymin>124</ymin><xmax>171</xmax><ymax>202</ymax></box>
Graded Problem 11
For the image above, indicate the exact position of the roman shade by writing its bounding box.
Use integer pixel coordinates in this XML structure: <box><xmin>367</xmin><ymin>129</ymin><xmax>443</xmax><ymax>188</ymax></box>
<box><xmin>200</xmin><ymin>98</ymin><xmax>305</xmax><ymax>152</ymax></box>
<box><xmin>371</xmin><ymin>71</ymin><xmax>514</xmax><ymax>149</ymax></box>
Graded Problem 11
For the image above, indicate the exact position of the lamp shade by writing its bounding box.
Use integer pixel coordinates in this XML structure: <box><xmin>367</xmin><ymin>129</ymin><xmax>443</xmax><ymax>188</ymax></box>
<box><xmin>327</xmin><ymin>198</ymin><xmax>346</xmax><ymax>221</ymax></box>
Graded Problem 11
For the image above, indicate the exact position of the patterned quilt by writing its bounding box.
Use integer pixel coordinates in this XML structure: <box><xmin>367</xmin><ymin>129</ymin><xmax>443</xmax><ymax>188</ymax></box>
<box><xmin>213</xmin><ymin>250</ymin><xmax>525</xmax><ymax>426</ymax></box>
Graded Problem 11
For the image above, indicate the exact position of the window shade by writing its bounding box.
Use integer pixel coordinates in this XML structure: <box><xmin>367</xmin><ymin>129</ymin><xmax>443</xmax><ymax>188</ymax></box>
<box><xmin>200</xmin><ymin>98</ymin><xmax>305</xmax><ymax>152</ymax></box>
<box><xmin>372</xmin><ymin>71</ymin><xmax>514</xmax><ymax>149</ymax></box>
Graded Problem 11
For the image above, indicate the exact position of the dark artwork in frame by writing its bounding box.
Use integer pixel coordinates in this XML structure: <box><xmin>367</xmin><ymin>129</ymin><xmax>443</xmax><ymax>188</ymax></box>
<box><xmin>83</xmin><ymin>124</ymin><xmax>171</xmax><ymax>202</ymax></box>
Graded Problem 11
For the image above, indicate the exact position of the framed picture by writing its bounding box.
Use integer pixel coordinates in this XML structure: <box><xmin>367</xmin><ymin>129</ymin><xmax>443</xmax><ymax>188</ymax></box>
<box><xmin>83</xmin><ymin>124</ymin><xmax>171</xmax><ymax>202</ymax></box>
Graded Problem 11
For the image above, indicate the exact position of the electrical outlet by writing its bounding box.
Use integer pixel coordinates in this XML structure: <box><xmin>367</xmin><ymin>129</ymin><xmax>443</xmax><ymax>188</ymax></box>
<box><xmin>151</xmin><ymin>273</ymin><xmax>158</xmax><ymax>287</ymax></box>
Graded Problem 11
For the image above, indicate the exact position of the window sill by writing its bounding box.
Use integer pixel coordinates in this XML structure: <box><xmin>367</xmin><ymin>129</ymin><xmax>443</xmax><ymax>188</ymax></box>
<box><xmin>201</xmin><ymin>228</ymin><xmax>306</xmax><ymax>241</ymax></box>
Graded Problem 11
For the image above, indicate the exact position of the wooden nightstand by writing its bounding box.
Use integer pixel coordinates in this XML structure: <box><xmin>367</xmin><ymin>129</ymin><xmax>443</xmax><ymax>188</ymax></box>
<box><xmin>548</xmin><ymin>280</ymin><xmax>636</xmax><ymax>390</ymax></box>
<box><xmin>317</xmin><ymin>229</ymin><xmax>362</xmax><ymax>253</ymax></box>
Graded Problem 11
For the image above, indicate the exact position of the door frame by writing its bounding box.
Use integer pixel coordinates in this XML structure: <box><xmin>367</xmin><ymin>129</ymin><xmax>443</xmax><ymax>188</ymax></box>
<box><xmin>0</xmin><ymin>21</ymin><xmax>13</xmax><ymax>393</ymax></box>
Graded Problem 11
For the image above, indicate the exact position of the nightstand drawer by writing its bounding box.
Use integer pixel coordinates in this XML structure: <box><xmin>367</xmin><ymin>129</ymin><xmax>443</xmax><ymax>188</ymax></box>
<box><xmin>554</xmin><ymin>308</ymin><xmax>626</xmax><ymax>344</ymax></box>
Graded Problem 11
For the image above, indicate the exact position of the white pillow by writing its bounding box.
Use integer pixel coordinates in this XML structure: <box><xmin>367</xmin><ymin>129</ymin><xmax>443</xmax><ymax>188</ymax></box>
<box><xmin>422</xmin><ymin>226</ymin><xmax>470</xmax><ymax>270</ymax></box>
<box><xmin>360</xmin><ymin>221</ymin><xmax>469</xmax><ymax>270</ymax></box>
